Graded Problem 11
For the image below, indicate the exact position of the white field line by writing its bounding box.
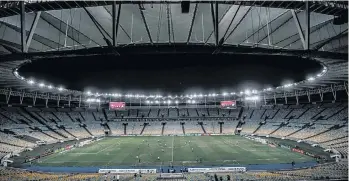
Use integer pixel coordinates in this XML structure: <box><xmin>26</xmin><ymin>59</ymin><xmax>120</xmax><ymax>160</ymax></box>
<box><xmin>171</xmin><ymin>134</ymin><xmax>175</xmax><ymax>163</ymax></box>
<box><xmin>96</xmin><ymin>142</ymin><xmax>119</xmax><ymax>154</ymax></box>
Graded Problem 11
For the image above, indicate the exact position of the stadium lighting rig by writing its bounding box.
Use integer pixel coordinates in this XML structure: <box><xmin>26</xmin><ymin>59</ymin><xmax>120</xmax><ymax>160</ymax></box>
<box><xmin>27</xmin><ymin>79</ymin><xmax>35</xmax><ymax>85</ymax></box>
<box><xmin>86</xmin><ymin>98</ymin><xmax>100</xmax><ymax>103</ymax></box>
<box><xmin>13</xmin><ymin>64</ymin><xmax>328</xmax><ymax>100</ymax></box>
<box><xmin>245</xmin><ymin>96</ymin><xmax>260</xmax><ymax>101</ymax></box>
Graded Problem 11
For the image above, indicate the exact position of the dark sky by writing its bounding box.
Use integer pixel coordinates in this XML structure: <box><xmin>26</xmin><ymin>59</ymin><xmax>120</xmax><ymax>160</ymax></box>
<box><xmin>19</xmin><ymin>54</ymin><xmax>321</xmax><ymax>94</ymax></box>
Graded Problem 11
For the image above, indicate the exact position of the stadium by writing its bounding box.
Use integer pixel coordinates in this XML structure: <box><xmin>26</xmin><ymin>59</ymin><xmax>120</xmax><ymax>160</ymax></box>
<box><xmin>0</xmin><ymin>0</ymin><xmax>348</xmax><ymax>180</ymax></box>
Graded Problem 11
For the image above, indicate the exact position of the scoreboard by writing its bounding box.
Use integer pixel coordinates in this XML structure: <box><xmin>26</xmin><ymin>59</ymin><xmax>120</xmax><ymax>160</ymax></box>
<box><xmin>220</xmin><ymin>100</ymin><xmax>237</xmax><ymax>109</ymax></box>
<box><xmin>109</xmin><ymin>102</ymin><xmax>126</xmax><ymax>110</ymax></box>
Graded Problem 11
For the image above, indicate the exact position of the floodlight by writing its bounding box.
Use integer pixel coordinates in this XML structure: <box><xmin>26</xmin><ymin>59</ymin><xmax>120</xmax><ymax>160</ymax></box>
<box><xmin>175</xmin><ymin>100</ymin><xmax>179</xmax><ymax>104</ymax></box>
<box><xmin>187</xmin><ymin>100</ymin><xmax>191</xmax><ymax>103</ymax></box>
<box><xmin>192</xmin><ymin>100</ymin><xmax>196</xmax><ymax>104</ymax></box>
<box><xmin>240</xmin><ymin>91</ymin><xmax>244</xmax><ymax>94</ymax></box>
<box><xmin>266</xmin><ymin>87</ymin><xmax>272</xmax><ymax>91</ymax></box>
<box><xmin>307</xmin><ymin>77</ymin><xmax>315</xmax><ymax>81</ymax></box>
<box><xmin>167</xmin><ymin>100</ymin><xmax>171</xmax><ymax>104</ymax></box>
<box><xmin>146</xmin><ymin>100</ymin><xmax>150</xmax><ymax>104</ymax></box>
<box><xmin>58</xmin><ymin>87</ymin><xmax>63</xmax><ymax>91</ymax></box>
<box><xmin>39</xmin><ymin>83</ymin><xmax>45</xmax><ymax>87</ymax></box>
<box><xmin>48</xmin><ymin>85</ymin><xmax>53</xmax><ymax>89</ymax></box>
<box><xmin>245</xmin><ymin>90</ymin><xmax>251</xmax><ymax>95</ymax></box>
<box><xmin>317</xmin><ymin>74</ymin><xmax>321</xmax><ymax>77</ymax></box>
<box><xmin>28</xmin><ymin>80</ymin><xmax>35</xmax><ymax>84</ymax></box>
<box><xmin>245</xmin><ymin>96</ymin><xmax>260</xmax><ymax>101</ymax></box>
<box><xmin>155</xmin><ymin>100</ymin><xmax>159</xmax><ymax>104</ymax></box>
<box><xmin>163</xmin><ymin>101</ymin><xmax>166</xmax><ymax>104</ymax></box>
<box><xmin>223</xmin><ymin>92</ymin><xmax>228</xmax><ymax>96</ymax></box>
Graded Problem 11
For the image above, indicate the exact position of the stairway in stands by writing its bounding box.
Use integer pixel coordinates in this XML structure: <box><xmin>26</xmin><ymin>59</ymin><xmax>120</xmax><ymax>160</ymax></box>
<box><xmin>123</xmin><ymin>123</ymin><xmax>127</xmax><ymax>135</ymax></box>
<box><xmin>161</xmin><ymin>123</ymin><xmax>166</xmax><ymax>135</ymax></box>
<box><xmin>253</xmin><ymin>117</ymin><xmax>267</xmax><ymax>134</ymax></box>
<box><xmin>181</xmin><ymin>123</ymin><xmax>185</xmax><ymax>134</ymax></box>
<box><xmin>305</xmin><ymin>125</ymin><xmax>342</xmax><ymax>140</ymax></box>
<box><xmin>270</xmin><ymin>117</ymin><xmax>293</xmax><ymax>135</ymax></box>
<box><xmin>219</xmin><ymin>122</ymin><xmax>223</xmax><ymax>134</ymax></box>
<box><xmin>286</xmin><ymin>123</ymin><xmax>312</xmax><ymax>137</ymax></box>
<box><xmin>140</xmin><ymin>123</ymin><xmax>147</xmax><ymax>135</ymax></box>
<box><xmin>200</xmin><ymin>122</ymin><xmax>207</xmax><ymax>134</ymax></box>
<box><xmin>14</xmin><ymin>135</ymin><xmax>40</xmax><ymax>143</ymax></box>
<box><xmin>82</xmin><ymin>125</ymin><xmax>93</xmax><ymax>136</ymax></box>
<box><xmin>320</xmin><ymin>136</ymin><xmax>348</xmax><ymax>144</ymax></box>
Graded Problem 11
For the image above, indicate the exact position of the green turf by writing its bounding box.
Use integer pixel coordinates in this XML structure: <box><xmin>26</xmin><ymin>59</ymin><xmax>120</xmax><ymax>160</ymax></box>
<box><xmin>34</xmin><ymin>136</ymin><xmax>314</xmax><ymax>167</ymax></box>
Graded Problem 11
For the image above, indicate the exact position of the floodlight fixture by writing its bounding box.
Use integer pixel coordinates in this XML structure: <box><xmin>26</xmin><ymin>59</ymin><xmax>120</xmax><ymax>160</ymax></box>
<box><xmin>58</xmin><ymin>87</ymin><xmax>64</xmax><ymax>91</ymax></box>
<box><xmin>192</xmin><ymin>100</ymin><xmax>196</xmax><ymax>104</ymax></box>
<box><xmin>308</xmin><ymin>77</ymin><xmax>315</xmax><ymax>81</ymax></box>
<box><xmin>48</xmin><ymin>85</ymin><xmax>53</xmax><ymax>89</ymax></box>
<box><xmin>146</xmin><ymin>100</ymin><xmax>150</xmax><ymax>104</ymax></box>
<box><xmin>175</xmin><ymin>100</ymin><xmax>179</xmax><ymax>104</ymax></box>
<box><xmin>223</xmin><ymin>92</ymin><xmax>228</xmax><ymax>96</ymax></box>
<box><xmin>245</xmin><ymin>90</ymin><xmax>251</xmax><ymax>95</ymax></box>
<box><xmin>39</xmin><ymin>83</ymin><xmax>45</xmax><ymax>87</ymax></box>
<box><xmin>167</xmin><ymin>100</ymin><xmax>171</xmax><ymax>104</ymax></box>
<box><xmin>28</xmin><ymin>79</ymin><xmax>35</xmax><ymax>84</ymax></box>
<box><xmin>245</xmin><ymin>96</ymin><xmax>260</xmax><ymax>101</ymax></box>
<box><xmin>155</xmin><ymin>100</ymin><xmax>159</xmax><ymax>104</ymax></box>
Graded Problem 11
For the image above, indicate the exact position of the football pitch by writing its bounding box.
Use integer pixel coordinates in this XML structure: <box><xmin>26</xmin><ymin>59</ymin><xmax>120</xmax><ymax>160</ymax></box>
<box><xmin>35</xmin><ymin>136</ymin><xmax>314</xmax><ymax>167</ymax></box>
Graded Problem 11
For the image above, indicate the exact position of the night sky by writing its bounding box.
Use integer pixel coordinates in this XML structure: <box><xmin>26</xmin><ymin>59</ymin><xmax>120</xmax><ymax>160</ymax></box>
<box><xmin>19</xmin><ymin>53</ymin><xmax>322</xmax><ymax>94</ymax></box>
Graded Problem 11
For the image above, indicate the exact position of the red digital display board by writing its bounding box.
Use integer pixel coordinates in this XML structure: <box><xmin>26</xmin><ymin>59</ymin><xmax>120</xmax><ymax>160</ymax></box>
<box><xmin>220</xmin><ymin>100</ymin><xmax>237</xmax><ymax>109</ymax></box>
<box><xmin>109</xmin><ymin>102</ymin><xmax>126</xmax><ymax>110</ymax></box>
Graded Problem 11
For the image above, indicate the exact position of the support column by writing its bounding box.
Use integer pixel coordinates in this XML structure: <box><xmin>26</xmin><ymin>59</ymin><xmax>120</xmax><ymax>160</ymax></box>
<box><xmin>68</xmin><ymin>95</ymin><xmax>71</xmax><ymax>107</ymax></box>
<box><xmin>284</xmin><ymin>91</ymin><xmax>288</xmax><ymax>104</ymax></box>
<box><xmin>20</xmin><ymin>91</ymin><xmax>24</xmax><ymax>104</ymax></box>
<box><xmin>273</xmin><ymin>93</ymin><xmax>276</xmax><ymax>105</ymax></box>
<box><xmin>330</xmin><ymin>85</ymin><xmax>337</xmax><ymax>101</ymax></box>
<box><xmin>46</xmin><ymin>93</ymin><xmax>49</xmax><ymax>107</ymax></box>
<box><xmin>319</xmin><ymin>88</ymin><xmax>324</xmax><ymax>102</ymax></box>
<box><xmin>57</xmin><ymin>94</ymin><xmax>60</xmax><ymax>107</ymax></box>
<box><xmin>307</xmin><ymin>90</ymin><xmax>311</xmax><ymax>103</ymax></box>
<box><xmin>295</xmin><ymin>91</ymin><xmax>299</xmax><ymax>105</ymax></box>
<box><xmin>344</xmin><ymin>82</ymin><xmax>348</xmax><ymax>96</ymax></box>
<box><xmin>6</xmin><ymin>89</ymin><xmax>11</xmax><ymax>104</ymax></box>
<box><xmin>263</xmin><ymin>94</ymin><xmax>267</xmax><ymax>105</ymax></box>
<box><xmin>78</xmin><ymin>95</ymin><xmax>82</xmax><ymax>108</ymax></box>
<box><xmin>33</xmin><ymin>92</ymin><xmax>37</xmax><ymax>106</ymax></box>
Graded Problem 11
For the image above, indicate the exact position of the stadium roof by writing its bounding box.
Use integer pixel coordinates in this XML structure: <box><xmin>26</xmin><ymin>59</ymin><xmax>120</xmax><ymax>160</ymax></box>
<box><xmin>0</xmin><ymin>1</ymin><xmax>347</xmax><ymax>97</ymax></box>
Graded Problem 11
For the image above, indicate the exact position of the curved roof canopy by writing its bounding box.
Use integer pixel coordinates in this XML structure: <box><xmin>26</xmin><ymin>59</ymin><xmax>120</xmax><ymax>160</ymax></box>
<box><xmin>0</xmin><ymin>1</ymin><xmax>347</xmax><ymax>97</ymax></box>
